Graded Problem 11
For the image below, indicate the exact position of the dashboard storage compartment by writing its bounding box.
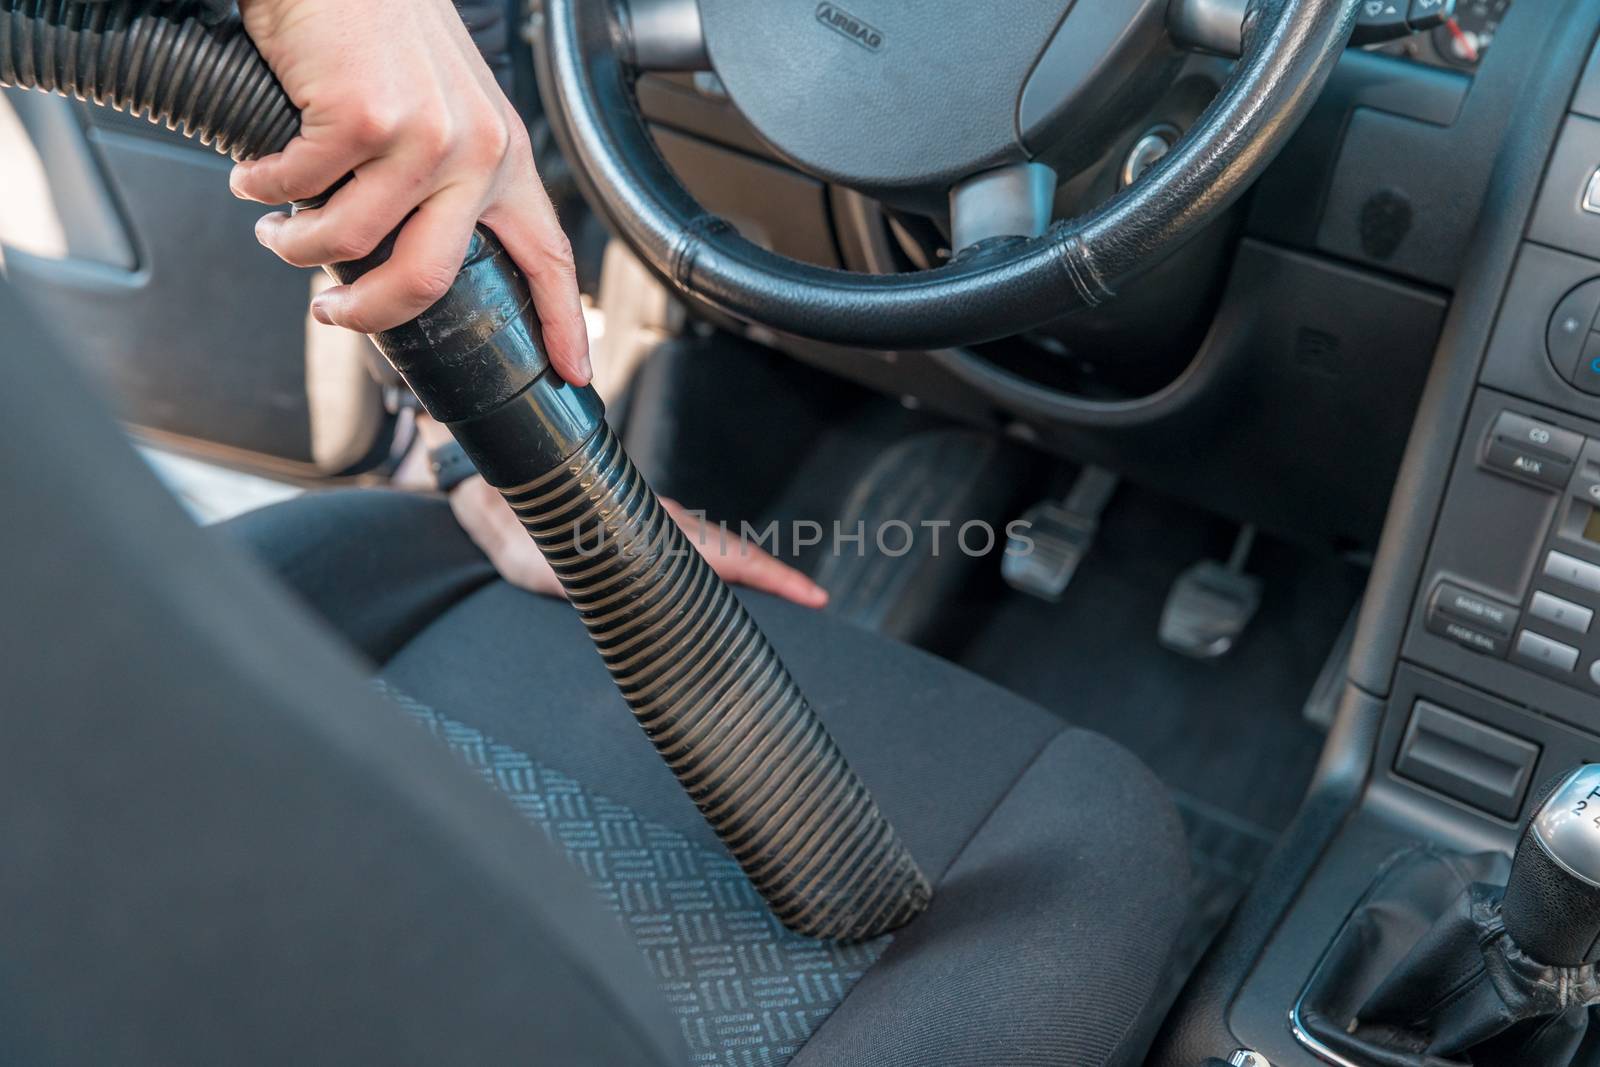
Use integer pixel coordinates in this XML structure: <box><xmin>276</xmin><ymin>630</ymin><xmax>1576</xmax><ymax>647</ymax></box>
<box><xmin>1394</xmin><ymin>700</ymin><xmax>1541</xmax><ymax>819</ymax></box>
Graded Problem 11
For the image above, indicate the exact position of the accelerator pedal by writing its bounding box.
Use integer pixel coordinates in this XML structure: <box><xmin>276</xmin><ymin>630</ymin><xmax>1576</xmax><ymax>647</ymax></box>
<box><xmin>1002</xmin><ymin>465</ymin><xmax>1119</xmax><ymax>602</ymax></box>
<box><xmin>1159</xmin><ymin>525</ymin><xmax>1262</xmax><ymax>659</ymax></box>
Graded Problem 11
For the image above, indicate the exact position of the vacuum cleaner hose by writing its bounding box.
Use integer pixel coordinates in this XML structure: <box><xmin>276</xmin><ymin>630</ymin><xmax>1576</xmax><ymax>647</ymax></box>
<box><xmin>1</xmin><ymin>0</ymin><xmax>931</xmax><ymax>941</ymax></box>
<box><xmin>0</xmin><ymin>1</ymin><xmax>298</xmax><ymax>159</ymax></box>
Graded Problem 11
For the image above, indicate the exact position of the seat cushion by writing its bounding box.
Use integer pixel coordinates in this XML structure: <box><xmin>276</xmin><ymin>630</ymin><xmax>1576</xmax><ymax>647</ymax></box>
<box><xmin>228</xmin><ymin>490</ymin><xmax>1193</xmax><ymax>1066</ymax></box>
<box><xmin>377</xmin><ymin>680</ymin><xmax>897</xmax><ymax>1062</ymax></box>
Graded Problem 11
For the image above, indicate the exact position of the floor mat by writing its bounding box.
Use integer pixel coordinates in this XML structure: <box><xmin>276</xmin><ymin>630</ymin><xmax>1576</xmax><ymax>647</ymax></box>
<box><xmin>949</xmin><ymin>483</ymin><xmax>1367</xmax><ymax>969</ymax></box>
<box><xmin>953</xmin><ymin>485</ymin><xmax>1365</xmax><ymax>833</ymax></box>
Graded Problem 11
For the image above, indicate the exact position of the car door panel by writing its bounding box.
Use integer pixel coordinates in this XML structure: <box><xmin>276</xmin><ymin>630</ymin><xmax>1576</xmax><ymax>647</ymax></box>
<box><xmin>2</xmin><ymin>91</ymin><xmax>391</xmax><ymax>477</ymax></box>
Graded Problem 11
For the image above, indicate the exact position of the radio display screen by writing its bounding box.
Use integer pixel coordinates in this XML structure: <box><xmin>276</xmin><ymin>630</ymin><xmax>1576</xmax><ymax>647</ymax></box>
<box><xmin>1583</xmin><ymin>504</ymin><xmax>1600</xmax><ymax>545</ymax></box>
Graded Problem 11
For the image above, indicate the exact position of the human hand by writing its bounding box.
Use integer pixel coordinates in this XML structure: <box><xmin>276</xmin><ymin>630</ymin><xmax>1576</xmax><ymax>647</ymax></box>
<box><xmin>445</xmin><ymin>473</ymin><xmax>830</xmax><ymax>609</ymax></box>
<box><xmin>229</xmin><ymin>0</ymin><xmax>592</xmax><ymax>385</ymax></box>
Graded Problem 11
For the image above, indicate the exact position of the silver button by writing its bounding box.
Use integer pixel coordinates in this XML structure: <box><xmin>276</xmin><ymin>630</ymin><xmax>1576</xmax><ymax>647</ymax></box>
<box><xmin>1545</xmin><ymin>551</ymin><xmax>1600</xmax><ymax>593</ymax></box>
<box><xmin>1531</xmin><ymin>591</ymin><xmax>1594</xmax><ymax>634</ymax></box>
<box><xmin>1515</xmin><ymin>629</ymin><xmax>1581</xmax><ymax>673</ymax></box>
<box><xmin>1585</xmin><ymin>169</ymin><xmax>1600</xmax><ymax>215</ymax></box>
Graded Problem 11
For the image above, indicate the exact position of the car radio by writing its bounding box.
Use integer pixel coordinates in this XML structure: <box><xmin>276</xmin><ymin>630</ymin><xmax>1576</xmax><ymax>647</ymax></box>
<box><xmin>1423</xmin><ymin>407</ymin><xmax>1600</xmax><ymax>691</ymax></box>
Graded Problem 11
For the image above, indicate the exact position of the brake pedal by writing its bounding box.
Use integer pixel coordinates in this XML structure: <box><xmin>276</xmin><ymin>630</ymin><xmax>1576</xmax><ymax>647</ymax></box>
<box><xmin>1003</xmin><ymin>466</ymin><xmax>1118</xmax><ymax>602</ymax></box>
<box><xmin>1159</xmin><ymin>525</ymin><xmax>1262</xmax><ymax>659</ymax></box>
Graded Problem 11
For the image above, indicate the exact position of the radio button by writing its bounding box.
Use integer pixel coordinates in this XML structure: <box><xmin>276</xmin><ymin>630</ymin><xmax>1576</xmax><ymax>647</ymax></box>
<box><xmin>1432</xmin><ymin>582</ymin><xmax>1518</xmax><ymax>636</ymax></box>
<box><xmin>1426</xmin><ymin>612</ymin><xmax>1508</xmax><ymax>657</ymax></box>
<box><xmin>1485</xmin><ymin>440</ymin><xmax>1574</xmax><ymax>488</ymax></box>
<box><xmin>1530</xmin><ymin>591</ymin><xmax>1594</xmax><ymax>634</ymax></box>
<box><xmin>1514</xmin><ymin>630</ymin><xmax>1581</xmax><ymax>673</ymax></box>
<box><xmin>1492</xmin><ymin>412</ymin><xmax>1584</xmax><ymax>461</ymax></box>
<box><xmin>1544</xmin><ymin>550</ymin><xmax>1600</xmax><ymax>593</ymax></box>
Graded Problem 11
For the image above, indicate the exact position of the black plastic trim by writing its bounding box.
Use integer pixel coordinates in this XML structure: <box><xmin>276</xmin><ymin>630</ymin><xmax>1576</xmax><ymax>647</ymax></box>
<box><xmin>1150</xmin><ymin>0</ymin><xmax>1600</xmax><ymax>1061</ymax></box>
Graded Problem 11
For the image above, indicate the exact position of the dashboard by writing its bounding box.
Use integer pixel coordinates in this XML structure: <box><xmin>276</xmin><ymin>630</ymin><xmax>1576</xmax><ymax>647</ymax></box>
<box><xmin>1369</xmin><ymin>0</ymin><xmax>1511</xmax><ymax>69</ymax></box>
<box><xmin>632</xmin><ymin>0</ymin><xmax>1538</xmax><ymax>553</ymax></box>
<box><xmin>1209</xmin><ymin>9</ymin><xmax>1600</xmax><ymax>1064</ymax></box>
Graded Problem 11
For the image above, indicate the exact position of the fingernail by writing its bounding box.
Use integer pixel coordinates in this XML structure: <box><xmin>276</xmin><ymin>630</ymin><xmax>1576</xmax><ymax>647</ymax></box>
<box><xmin>310</xmin><ymin>298</ymin><xmax>334</xmax><ymax>326</ymax></box>
<box><xmin>228</xmin><ymin>165</ymin><xmax>248</xmax><ymax>197</ymax></box>
<box><xmin>578</xmin><ymin>353</ymin><xmax>594</xmax><ymax>385</ymax></box>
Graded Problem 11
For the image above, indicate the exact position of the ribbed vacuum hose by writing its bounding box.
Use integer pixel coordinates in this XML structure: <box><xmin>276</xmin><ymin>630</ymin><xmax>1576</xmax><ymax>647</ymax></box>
<box><xmin>511</xmin><ymin>423</ymin><xmax>930</xmax><ymax>938</ymax></box>
<box><xmin>1</xmin><ymin>0</ymin><xmax>931</xmax><ymax>940</ymax></box>
<box><xmin>0</xmin><ymin>0</ymin><xmax>298</xmax><ymax>159</ymax></box>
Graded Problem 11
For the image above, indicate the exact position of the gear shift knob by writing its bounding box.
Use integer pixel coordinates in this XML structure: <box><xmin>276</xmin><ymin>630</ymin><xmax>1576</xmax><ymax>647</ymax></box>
<box><xmin>1503</xmin><ymin>764</ymin><xmax>1600</xmax><ymax>967</ymax></box>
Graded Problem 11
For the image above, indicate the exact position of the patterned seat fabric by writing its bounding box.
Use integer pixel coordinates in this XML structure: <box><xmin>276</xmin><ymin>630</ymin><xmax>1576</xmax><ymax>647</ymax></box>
<box><xmin>381</xmin><ymin>683</ymin><xmax>889</xmax><ymax>1066</ymax></box>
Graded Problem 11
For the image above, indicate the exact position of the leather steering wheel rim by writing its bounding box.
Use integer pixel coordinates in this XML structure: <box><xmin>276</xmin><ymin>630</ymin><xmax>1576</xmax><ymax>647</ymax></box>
<box><xmin>536</xmin><ymin>0</ymin><xmax>1357</xmax><ymax>352</ymax></box>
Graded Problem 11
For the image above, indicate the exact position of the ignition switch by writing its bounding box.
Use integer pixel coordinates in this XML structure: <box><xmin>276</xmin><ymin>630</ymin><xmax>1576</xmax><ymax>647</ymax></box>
<box><xmin>1120</xmin><ymin>125</ymin><xmax>1178</xmax><ymax>188</ymax></box>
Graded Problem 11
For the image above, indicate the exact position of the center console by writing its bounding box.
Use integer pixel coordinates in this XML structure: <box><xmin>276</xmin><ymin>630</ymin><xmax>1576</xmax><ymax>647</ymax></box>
<box><xmin>1403</xmin><ymin>40</ymin><xmax>1600</xmax><ymax>746</ymax></box>
<box><xmin>1405</xmin><ymin>394</ymin><xmax>1600</xmax><ymax>764</ymax></box>
<box><xmin>1154</xmin><ymin>2</ymin><xmax>1600</xmax><ymax>1064</ymax></box>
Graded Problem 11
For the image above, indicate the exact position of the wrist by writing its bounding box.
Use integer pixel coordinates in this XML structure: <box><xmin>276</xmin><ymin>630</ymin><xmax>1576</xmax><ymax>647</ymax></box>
<box><xmin>414</xmin><ymin>413</ymin><xmax>455</xmax><ymax>450</ymax></box>
<box><xmin>427</xmin><ymin>438</ymin><xmax>478</xmax><ymax>494</ymax></box>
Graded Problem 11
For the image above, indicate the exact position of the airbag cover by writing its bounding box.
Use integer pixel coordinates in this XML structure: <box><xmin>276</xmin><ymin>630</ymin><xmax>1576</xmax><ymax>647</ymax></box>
<box><xmin>697</xmin><ymin>0</ymin><xmax>1082</xmax><ymax>207</ymax></box>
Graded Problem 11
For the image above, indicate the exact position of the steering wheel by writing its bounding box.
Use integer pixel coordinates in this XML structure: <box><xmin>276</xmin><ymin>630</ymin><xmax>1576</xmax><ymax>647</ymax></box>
<box><xmin>535</xmin><ymin>0</ymin><xmax>1356</xmax><ymax>352</ymax></box>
